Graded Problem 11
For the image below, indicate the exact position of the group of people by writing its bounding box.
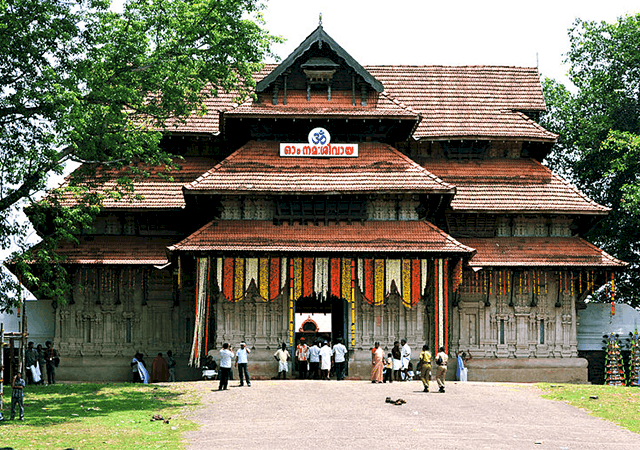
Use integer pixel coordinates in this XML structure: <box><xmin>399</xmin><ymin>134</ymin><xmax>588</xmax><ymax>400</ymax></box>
<box><xmin>294</xmin><ymin>337</ymin><xmax>348</xmax><ymax>380</ymax></box>
<box><xmin>211</xmin><ymin>337</ymin><xmax>351</xmax><ymax>391</ymax></box>
<box><xmin>24</xmin><ymin>340</ymin><xmax>59</xmax><ymax>386</ymax></box>
<box><xmin>371</xmin><ymin>339</ymin><xmax>413</xmax><ymax>384</ymax></box>
<box><xmin>0</xmin><ymin>340</ymin><xmax>58</xmax><ymax>423</ymax></box>
<box><xmin>372</xmin><ymin>342</ymin><xmax>458</xmax><ymax>393</ymax></box>
<box><xmin>131</xmin><ymin>350</ymin><xmax>177</xmax><ymax>384</ymax></box>
<box><xmin>213</xmin><ymin>342</ymin><xmax>252</xmax><ymax>390</ymax></box>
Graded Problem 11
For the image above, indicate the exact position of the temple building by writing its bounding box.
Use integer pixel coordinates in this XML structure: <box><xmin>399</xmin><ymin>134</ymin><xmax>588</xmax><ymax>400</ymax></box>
<box><xmin>22</xmin><ymin>25</ymin><xmax>625</xmax><ymax>382</ymax></box>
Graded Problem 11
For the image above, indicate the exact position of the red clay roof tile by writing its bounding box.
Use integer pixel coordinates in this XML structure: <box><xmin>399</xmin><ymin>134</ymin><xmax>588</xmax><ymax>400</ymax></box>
<box><xmin>51</xmin><ymin>236</ymin><xmax>177</xmax><ymax>265</ymax></box>
<box><xmin>423</xmin><ymin>158</ymin><xmax>608</xmax><ymax>214</ymax></box>
<box><xmin>164</xmin><ymin>65</ymin><xmax>555</xmax><ymax>141</ymax></box>
<box><xmin>168</xmin><ymin>220</ymin><xmax>475</xmax><ymax>254</ymax></box>
<box><xmin>461</xmin><ymin>237</ymin><xmax>626</xmax><ymax>268</ymax></box>
<box><xmin>50</xmin><ymin>157</ymin><xmax>216</xmax><ymax>210</ymax></box>
<box><xmin>184</xmin><ymin>141</ymin><xmax>454</xmax><ymax>195</ymax></box>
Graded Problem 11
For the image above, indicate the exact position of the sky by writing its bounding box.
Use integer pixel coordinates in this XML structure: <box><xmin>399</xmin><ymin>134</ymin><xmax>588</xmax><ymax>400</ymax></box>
<box><xmin>260</xmin><ymin>0</ymin><xmax>639</xmax><ymax>88</ymax></box>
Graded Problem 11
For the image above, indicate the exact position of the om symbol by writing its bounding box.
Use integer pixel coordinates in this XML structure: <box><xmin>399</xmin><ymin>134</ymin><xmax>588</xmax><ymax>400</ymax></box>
<box><xmin>313</xmin><ymin>130</ymin><xmax>327</xmax><ymax>145</ymax></box>
<box><xmin>308</xmin><ymin>127</ymin><xmax>331</xmax><ymax>146</ymax></box>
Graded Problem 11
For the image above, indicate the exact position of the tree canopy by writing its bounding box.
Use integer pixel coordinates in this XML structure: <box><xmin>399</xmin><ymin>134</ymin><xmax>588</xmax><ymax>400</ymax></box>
<box><xmin>0</xmin><ymin>0</ymin><xmax>279</xmax><ymax>310</ymax></box>
<box><xmin>541</xmin><ymin>13</ymin><xmax>640</xmax><ymax>307</ymax></box>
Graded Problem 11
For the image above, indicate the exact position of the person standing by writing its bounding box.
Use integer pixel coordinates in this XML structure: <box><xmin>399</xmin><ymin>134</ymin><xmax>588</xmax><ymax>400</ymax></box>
<box><xmin>435</xmin><ymin>346</ymin><xmax>449</xmax><ymax>393</ymax></box>
<box><xmin>218</xmin><ymin>343</ymin><xmax>234</xmax><ymax>390</ymax></box>
<box><xmin>383</xmin><ymin>353</ymin><xmax>393</xmax><ymax>383</ymax></box>
<box><xmin>44</xmin><ymin>341</ymin><xmax>59</xmax><ymax>385</ymax></box>
<box><xmin>36</xmin><ymin>344</ymin><xmax>46</xmax><ymax>385</ymax></box>
<box><xmin>151</xmin><ymin>353</ymin><xmax>169</xmax><ymax>382</ymax></box>
<box><xmin>456</xmin><ymin>350</ymin><xmax>472</xmax><ymax>382</ymax></box>
<box><xmin>132</xmin><ymin>352</ymin><xmax>149</xmax><ymax>384</ymax></box>
<box><xmin>295</xmin><ymin>338</ymin><xmax>309</xmax><ymax>379</ymax></box>
<box><xmin>391</xmin><ymin>341</ymin><xmax>402</xmax><ymax>381</ymax></box>
<box><xmin>319</xmin><ymin>341</ymin><xmax>332</xmax><ymax>380</ymax></box>
<box><xmin>332</xmin><ymin>338</ymin><xmax>348</xmax><ymax>381</ymax></box>
<box><xmin>401</xmin><ymin>339</ymin><xmax>411</xmax><ymax>381</ymax></box>
<box><xmin>25</xmin><ymin>342</ymin><xmax>40</xmax><ymax>385</ymax></box>
<box><xmin>167</xmin><ymin>350</ymin><xmax>177</xmax><ymax>382</ymax></box>
<box><xmin>418</xmin><ymin>345</ymin><xmax>432</xmax><ymax>393</ymax></box>
<box><xmin>10</xmin><ymin>372</ymin><xmax>25</xmax><ymax>421</ymax></box>
<box><xmin>235</xmin><ymin>342</ymin><xmax>251</xmax><ymax>387</ymax></box>
<box><xmin>308</xmin><ymin>340</ymin><xmax>321</xmax><ymax>379</ymax></box>
<box><xmin>273</xmin><ymin>343</ymin><xmax>290</xmax><ymax>380</ymax></box>
<box><xmin>371</xmin><ymin>342</ymin><xmax>384</xmax><ymax>383</ymax></box>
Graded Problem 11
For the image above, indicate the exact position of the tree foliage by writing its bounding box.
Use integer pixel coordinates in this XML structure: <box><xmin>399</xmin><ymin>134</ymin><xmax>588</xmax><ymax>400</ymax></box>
<box><xmin>0</xmin><ymin>0</ymin><xmax>279</xmax><ymax>310</ymax></box>
<box><xmin>541</xmin><ymin>13</ymin><xmax>640</xmax><ymax>307</ymax></box>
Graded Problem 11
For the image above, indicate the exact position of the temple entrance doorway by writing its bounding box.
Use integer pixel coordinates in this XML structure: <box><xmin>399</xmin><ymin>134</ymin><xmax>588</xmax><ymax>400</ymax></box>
<box><xmin>294</xmin><ymin>294</ymin><xmax>349</xmax><ymax>377</ymax></box>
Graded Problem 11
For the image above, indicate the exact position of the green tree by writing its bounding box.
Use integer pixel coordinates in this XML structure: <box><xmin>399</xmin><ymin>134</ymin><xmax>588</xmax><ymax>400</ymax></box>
<box><xmin>0</xmin><ymin>0</ymin><xmax>279</xmax><ymax>310</ymax></box>
<box><xmin>541</xmin><ymin>13</ymin><xmax>640</xmax><ymax>307</ymax></box>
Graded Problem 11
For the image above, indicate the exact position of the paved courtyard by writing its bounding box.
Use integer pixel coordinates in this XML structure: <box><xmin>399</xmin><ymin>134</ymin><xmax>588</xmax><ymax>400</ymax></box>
<box><xmin>185</xmin><ymin>379</ymin><xmax>640</xmax><ymax>450</ymax></box>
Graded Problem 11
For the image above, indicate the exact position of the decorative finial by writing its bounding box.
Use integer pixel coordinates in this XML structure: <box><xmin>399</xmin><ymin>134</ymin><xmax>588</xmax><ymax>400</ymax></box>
<box><xmin>319</xmin><ymin>12</ymin><xmax>322</xmax><ymax>27</ymax></box>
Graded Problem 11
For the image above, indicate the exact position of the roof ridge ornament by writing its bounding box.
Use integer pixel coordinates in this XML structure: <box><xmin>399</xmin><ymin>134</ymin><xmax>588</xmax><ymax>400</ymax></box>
<box><xmin>319</xmin><ymin>12</ymin><xmax>322</xmax><ymax>27</ymax></box>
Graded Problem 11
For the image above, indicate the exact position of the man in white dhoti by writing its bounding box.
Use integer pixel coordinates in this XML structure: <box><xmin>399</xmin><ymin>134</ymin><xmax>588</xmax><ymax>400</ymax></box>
<box><xmin>273</xmin><ymin>343</ymin><xmax>290</xmax><ymax>380</ymax></box>
<box><xmin>319</xmin><ymin>341</ymin><xmax>332</xmax><ymax>380</ymax></box>
<box><xmin>401</xmin><ymin>339</ymin><xmax>411</xmax><ymax>381</ymax></box>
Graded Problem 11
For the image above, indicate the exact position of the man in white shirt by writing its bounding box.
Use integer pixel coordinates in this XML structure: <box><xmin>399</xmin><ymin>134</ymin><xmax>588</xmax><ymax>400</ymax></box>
<box><xmin>218</xmin><ymin>343</ymin><xmax>234</xmax><ymax>391</ymax></box>
<box><xmin>308</xmin><ymin>341</ymin><xmax>321</xmax><ymax>379</ymax></box>
<box><xmin>235</xmin><ymin>342</ymin><xmax>251</xmax><ymax>387</ymax></box>
<box><xmin>401</xmin><ymin>339</ymin><xmax>411</xmax><ymax>381</ymax></box>
<box><xmin>332</xmin><ymin>338</ymin><xmax>348</xmax><ymax>381</ymax></box>
<box><xmin>273</xmin><ymin>343</ymin><xmax>290</xmax><ymax>379</ymax></box>
<box><xmin>319</xmin><ymin>341</ymin><xmax>332</xmax><ymax>380</ymax></box>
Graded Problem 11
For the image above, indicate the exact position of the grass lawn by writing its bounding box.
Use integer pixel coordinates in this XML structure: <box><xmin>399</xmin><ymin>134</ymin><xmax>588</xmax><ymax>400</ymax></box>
<box><xmin>0</xmin><ymin>382</ymin><xmax>199</xmax><ymax>449</ymax></box>
<box><xmin>539</xmin><ymin>383</ymin><xmax>640</xmax><ymax>434</ymax></box>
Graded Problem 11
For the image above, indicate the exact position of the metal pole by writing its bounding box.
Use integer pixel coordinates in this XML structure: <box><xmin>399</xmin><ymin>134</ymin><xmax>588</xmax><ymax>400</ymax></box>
<box><xmin>1</xmin><ymin>323</ymin><xmax>4</xmax><ymax>411</ymax></box>
<box><xmin>19</xmin><ymin>283</ymin><xmax>25</xmax><ymax>376</ymax></box>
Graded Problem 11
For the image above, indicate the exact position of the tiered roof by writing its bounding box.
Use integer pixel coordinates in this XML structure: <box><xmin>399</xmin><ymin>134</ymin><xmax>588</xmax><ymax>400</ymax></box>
<box><xmin>424</xmin><ymin>158</ymin><xmax>608</xmax><ymax>214</ymax></box>
<box><xmin>168</xmin><ymin>220</ymin><xmax>474</xmax><ymax>254</ymax></box>
<box><xmin>165</xmin><ymin>64</ymin><xmax>555</xmax><ymax>142</ymax></box>
<box><xmin>184</xmin><ymin>141</ymin><xmax>453</xmax><ymax>195</ymax></box>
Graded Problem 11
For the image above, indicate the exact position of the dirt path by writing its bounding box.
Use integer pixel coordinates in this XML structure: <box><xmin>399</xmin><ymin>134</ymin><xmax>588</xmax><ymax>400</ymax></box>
<box><xmin>184</xmin><ymin>380</ymin><xmax>640</xmax><ymax>450</ymax></box>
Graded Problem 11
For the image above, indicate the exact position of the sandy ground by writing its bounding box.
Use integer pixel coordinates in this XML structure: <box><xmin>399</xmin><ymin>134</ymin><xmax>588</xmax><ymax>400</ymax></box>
<box><xmin>184</xmin><ymin>379</ymin><xmax>640</xmax><ymax>450</ymax></box>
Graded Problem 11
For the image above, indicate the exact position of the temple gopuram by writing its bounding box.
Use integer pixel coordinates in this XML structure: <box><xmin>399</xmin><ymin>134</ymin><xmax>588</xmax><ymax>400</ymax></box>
<box><xmin>25</xmin><ymin>25</ymin><xmax>626</xmax><ymax>382</ymax></box>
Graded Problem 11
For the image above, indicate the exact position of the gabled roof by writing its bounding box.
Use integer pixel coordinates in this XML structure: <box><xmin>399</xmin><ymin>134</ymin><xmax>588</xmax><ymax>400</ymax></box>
<box><xmin>256</xmin><ymin>26</ymin><xmax>384</xmax><ymax>93</ymax></box>
<box><xmin>461</xmin><ymin>237</ymin><xmax>627</xmax><ymax>268</ymax></box>
<box><xmin>183</xmin><ymin>141</ymin><xmax>454</xmax><ymax>195</ymax></box>
<box><xmin>48</xmin><ymin>157</ymin><xmax>216</xmax><ymax>210</ymax></box>
<box><xmin>423</xmin><ymin>158</ymin><xmax>609</xmax><ymax>214</ymax></box>
<box><xmin>168</xmin><ymin>220</ymin><xmax>475</xmax><ymax>255</ymax></box>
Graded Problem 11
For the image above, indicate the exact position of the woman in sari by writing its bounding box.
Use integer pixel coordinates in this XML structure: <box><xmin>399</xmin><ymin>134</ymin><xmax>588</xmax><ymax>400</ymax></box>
<box><xmin>371</xmin><ymin>342</ymin><xmax>384</xmax><ymax>383</ymax></box>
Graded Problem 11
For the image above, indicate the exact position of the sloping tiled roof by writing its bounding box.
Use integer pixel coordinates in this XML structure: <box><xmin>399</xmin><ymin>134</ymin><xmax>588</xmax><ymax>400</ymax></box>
<box><xmin>461</xmin><ymin>237</ymin><xmax>626</xmax><ymax>268</ymax></box>
<box><xmin>163</xmin><ymin>65</ymin><xmax>554</xmax><ymax>142</ymax></box>
<box><xmin>50</xmin><ymin>157</ymin><xmax>216</xmax><ymax>210</ymax></box>
<box><xmin>168</xmin><ymin>220</ymin><xmax>475</xmax><ymax>254</ymax></box>
<box><xmin>49</xmin><ymin>236</ymin><xmax>177</xmax><ymax>265</ymax></box>
<box><xmin>422</xmin><ymin>158</ymin><xmax>608</xmax><ymax>214</ymax></box>
<box><xmin>225</xmin><ymin>90</ymin><xmax>419</xmax><ymax>119</ymax></box>
<box><xmin>367</xmin><ymin>65</ymin><xmax>556</xmax><ymax>141</ymax></box>
<box><xmin>184</xmin><ymin>141</ymin><xmax>454</xmax><ymax>195</ymax></box>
